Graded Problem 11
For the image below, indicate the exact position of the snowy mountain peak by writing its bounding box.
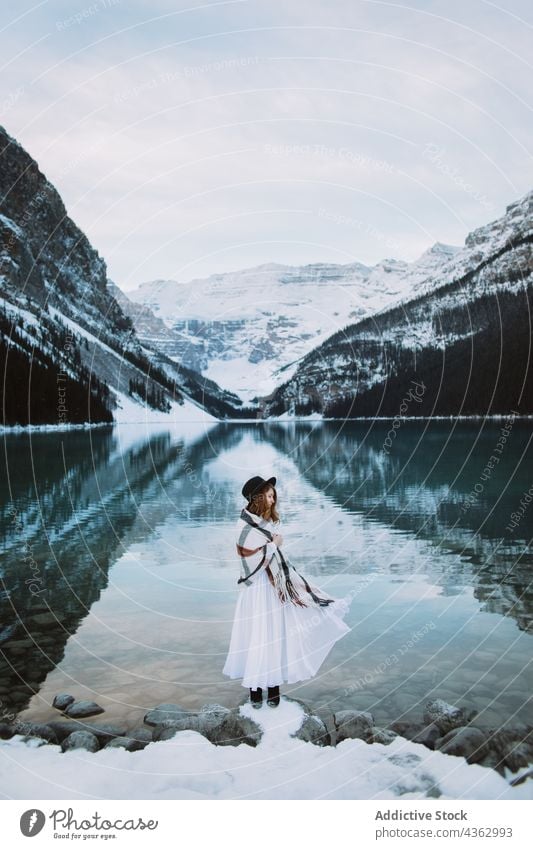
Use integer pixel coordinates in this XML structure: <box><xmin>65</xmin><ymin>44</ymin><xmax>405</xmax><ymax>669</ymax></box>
<box><xmin>420</xmin><ymin>242</ymin><xmax>461</xmax><ymax>260</ymax></box>
<box><xmin>123</xmin><ymin>243</ymin><xmax>463</xmax><ymax>403</ymax></box>
<box><xmin>505</xmin><ymin>188</ymin><xmax>533</xmax><ymax>217</ymax></box>
<box><xmin>121</xmin><ymin>187</ymin><xmax>532</xmax><ymax>411</ymax></box>
<box><xmin>0</xmin><ymin>126</ymin><xmax>236</xmax><ymax>425</ymax></box>
<box><xmin>466</xmin><ymin>187</ymin><xmax>533</xmax><ymax>251</ymax></box>
<box><xmin>261</xmin><ymin>188</ymin><xmax>533</xmax><ymax>419</ymax></box>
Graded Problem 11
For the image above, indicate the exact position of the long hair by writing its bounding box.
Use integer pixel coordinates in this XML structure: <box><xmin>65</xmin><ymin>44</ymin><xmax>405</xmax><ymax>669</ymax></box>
<box><xmin>247</xmin><ymin>484</ymin><xmax>280</xmax><ymax>523</ymax></box>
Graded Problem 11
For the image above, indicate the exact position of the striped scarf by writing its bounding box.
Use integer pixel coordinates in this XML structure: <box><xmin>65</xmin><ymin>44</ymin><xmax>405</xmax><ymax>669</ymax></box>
<box><xmin>236</xmin><ymin>508</ymin><xmax>335</xmax><ymax>608</ymax></box>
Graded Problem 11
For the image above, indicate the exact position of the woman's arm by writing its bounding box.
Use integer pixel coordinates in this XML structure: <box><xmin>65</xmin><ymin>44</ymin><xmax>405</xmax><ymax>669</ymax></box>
<box><xmin>236</xmin><ymin>523</ymin><xmax>278</xmax><ymax>564</ymax></box>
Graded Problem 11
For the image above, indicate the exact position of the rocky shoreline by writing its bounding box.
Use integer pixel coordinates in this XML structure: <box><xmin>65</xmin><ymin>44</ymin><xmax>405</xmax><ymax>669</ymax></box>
<box><xmin>1</xmin><ymin>694</ymin><xmax>532</xmax><ymax>787</ymax></box>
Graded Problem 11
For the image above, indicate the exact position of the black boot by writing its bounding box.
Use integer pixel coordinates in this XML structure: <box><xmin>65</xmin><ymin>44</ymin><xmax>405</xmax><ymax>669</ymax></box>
<box><xmin>267</xmin><ymin>685</ymin><xmax>280</xmax><ymax>707</ymax></box>
<box><xmin>249</xmin><ymin>687</ymin><xmax>263</xmax><ymax>708</ymax></box>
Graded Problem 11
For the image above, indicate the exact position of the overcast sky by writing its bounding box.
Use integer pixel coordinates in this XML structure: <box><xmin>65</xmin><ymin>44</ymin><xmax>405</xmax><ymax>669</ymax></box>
<box><xmin>1</xmin><ymin>0</ymin><xmax>531</xmax><ymax>291</ymax></box>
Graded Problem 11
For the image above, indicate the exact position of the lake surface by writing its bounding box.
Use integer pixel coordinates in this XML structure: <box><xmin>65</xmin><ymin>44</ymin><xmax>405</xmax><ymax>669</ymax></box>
<box><xmin>1</xmin><ymin>419</ymin><xmax>532</xmax><ymax>733</ymax></box>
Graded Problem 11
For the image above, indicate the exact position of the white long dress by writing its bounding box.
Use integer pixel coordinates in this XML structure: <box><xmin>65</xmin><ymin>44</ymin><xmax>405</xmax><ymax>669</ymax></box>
<box><xmin>222</xmin><ymin>509</ymin><xmax>353</xmax><ymax>690</ymax></box>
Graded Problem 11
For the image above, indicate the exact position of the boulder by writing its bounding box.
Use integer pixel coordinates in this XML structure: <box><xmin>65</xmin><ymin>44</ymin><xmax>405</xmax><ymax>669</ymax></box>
<box><xmin>503</xmin><ymin>742</ymin><xmax>533</xmax><ymax>773</ymax></box>
<box><xmin>61</xmin><ymin>731</ymin><xmax>100</xmax><ymax>753</ymax></box>
<box><xmin>411</xmin><ymin>722</ymin><xmax>442</xmax><ymax>750</ymax></box>
<box><xmin>0</xmin><ymin>722</ymin><xmax>15</xmax><ymax>740</ymax></box>
<box><xmin>487</xmin><ymin>729</ymin><xmax>533</xmax><ymax>774</ymax></box>
<box><xmin>12</xmin><ymin>722</ymin><xmax>58</xmax><ymax>745</ymax></box>
<box><xmin>197</xmin><ymin>704</ymin><xmax>231</xmax><ymax>742</ymax></box>
<box><xmin>371</xmin><ymin>727</ymin><xmax>398</xmax><ymax>746</ymax></box>
<box><xmin>208</xmin><ymin>709</ymin><xmax>262</xmax><ymax>747</ymax></box>
<box><xmin>104</xmin><ymin>736</ymin><xmax>148</xmax><ymax>751</ymax></box>
<box><xmin>46</xmin><ymin>720</ymin><xmax>88</xmax><ymax>742</ymax></box>
<box><xmin>423</xmin><ymin>699</ymin><xmax>469</xmax><ymax>735</ymax></box>
<box><xmin>47</xmin><ymin>721</ymin><xmax>126</xmax><ymax>745</ymax></box>
<box><xmin>63</xmin><ymin>700</ymin><xmax>104</xmax><ymax>719</ymax></box>
<box><xmin>143</xmin><ymin>703</ymin><xmax>193</xmax><ymax>727</ymax></box>
<box><xmin>78</xmin><ymin>723</ymin><xmax>128</xmax><ymax>746</ymax></box>
<box><xmin>334</xmin><ymin>709</ymin><xmax>374</xmax><ymax>743</ymax></box>
<box><xmin>53</xmin><ymin>693</ymin><xmax>75</xmax><ymax>711</ymax></box>
<box><xmin>509</xmin><ymin>768</ymin><xmax>533</xmax><ymax>787</ymax></box>
<box><xmin>435</xmin><ymin>726</ymin><xmax>489</xmax><ymax>763</ymax></box>
<box><xmin>315</xmin><ymin>711</ymin><xmax>336</xmax><ymax>745</ymax></box>
<box><xmin>127</xmin><ymin>727</ymin><xmax>153</xmax><ymax>744</ymax></box>
<box><xmin>389</xmin><ymin>720</ymin><xmax>425</xmax><ymax>741</ymax></box>
<box><xmin>291</xmin><ymin>715</ymin><xmax>330</xmax><ymax>746</ymax></box>
<box><xmin>478</xmin><ymin>751</ymin><xmax>506</xmax><ymax>776</ymax></box>
<box><xmin>152</xmin><ymin>716</ymin><xmax>201</xmax><ymax>742</ymax></box>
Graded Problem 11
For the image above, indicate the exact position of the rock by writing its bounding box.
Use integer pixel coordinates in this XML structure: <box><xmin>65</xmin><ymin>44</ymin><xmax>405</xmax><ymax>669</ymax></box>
<box><xmin>208</xmin><ymin>709</ymin><xmax>262</xmax><ymax>747</ymax></box>
<box><xmin>503</xmin><ymin>742</ymin><xmax>533</xmax><ymax>773</ymax></box>
<box><xmin>435</xmin><ymin>726</ymin><xmax>489</xmax><ymax>763</ymax></box>
<box><xmin>371</xmin><ymin>728</ymin><xmax>398</xmax><ymax>746</ymax></box>
<box><xmin>485</xmin><ymin>730</ymin><xmax>533</xmax><ymax>774</ymax></box>
<box><xmin>64</xmin><ymin>700</ymin><xmax>104</xmax><ymax>719</ymax></box>
<box><xmin>47</xmin><ymin>721</ymin><xmax>126</xmax><ymax>744</ymax></box>
<box><xmin>11</xmin><ymin>722</ymin><xmax>58</xmax><ymax>745</ymax></box>
<box><xmin>104</xmin><ymin>736</ymin><xmax>148</xmax><ymax>751</ymax></box>
<box><xmin>478</xmin><ymin>751</ymin><xmax>506</xmax><ymax>776</ymax></box>
<box><xmin>291</xmin><ymin>715</ymin><xmax>330</xmax><ymax>746</ymax></box>
<box><xmin>388</xmin><ymin>720</ymin><xmax>423</xmax><ymax>740</ymax></box>
<box><xmin>79</xmin><ymin>723</ymin><xmax>128</xmax><ymax>745</ymax></box>
<box><xmin>143</xmin><ymin>703</ymin><xmax>193</xmax><ymax>727</ymax></box>
<box><xmin>127</xmin><ymin>727</ymin><xmax>153</xmax><ymax>744</ymax></box>
<box><xmin>45</xmin><ymin>720</ymin><xmax>86</xmax><ymax>742</ymax></box>
<box><xmin>198</xmin><ymin>703</ymin><xmax>231</xmax><ymax>729</ymax></box>
<box><xmin>61</xmin><ymin>731</ymin><xmax>100</xmax><ymax>753</ymax></box>
<box><xmin>411</xmin><ymin>722</ymin><xmax>441</xmax><ymax>750</ymax></box>
<box><xmin>334</xmin><ymin>709</ymin><xmax>374</xmax><ymax>743</ymax></box>
<box><xmin>53</xmin><ymin>693</ymin><xmax>75</xmax><ymax>711</ymax></box>
<box><xmin>197</xmin><ymin>704</ymin><xmax>232</xmax><ymax>741</ymax></box>
<box><xmin>509</xmin><ymin>767</ymin><xmax>533</xmax><ymax>787</ymax></box>
<box><xmin>0</xmin><ymin>722</ymin><xmax>15</xmax><ymax>739</ymax></box>
<box><xmin>152</xmin><ymin>716</ymin><xmax>201</xmax><ymax>742</ymax></box>
<box><xmin>315</xmin><ymin>711</ymin><xmax>337</xmax><ymax>745</ymax></box>
<box><xmin>423</xmin><ymin>699</ymin><xmax>468</xmax><ymax>735</ymax></box>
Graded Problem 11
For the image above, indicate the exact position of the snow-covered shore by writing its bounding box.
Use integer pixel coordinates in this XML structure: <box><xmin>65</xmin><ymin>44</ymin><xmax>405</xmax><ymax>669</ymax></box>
<box><xmin>1</xmin><ymin>700</ymin><xmax>531</xmax><ymax>801</ymax></box>
<box><xmin>0</xmin><ymin>392</ymin><xmax>218</xmax><ymax>433</ymax></box>
<box><xmin>3</xmin><ymin>410</ymin><xmax>533</xmax><ymax>433</ymax></box>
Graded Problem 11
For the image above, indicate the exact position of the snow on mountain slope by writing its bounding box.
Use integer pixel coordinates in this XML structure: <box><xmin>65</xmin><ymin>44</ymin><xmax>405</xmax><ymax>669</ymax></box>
<box><xmin>261</xmin><ymin>190</ymin><xmax>533</xmax><ymax>419</ymax></box>
<box><xmin>0</xmin><ymin>125</ymin><xmax>236</xmax><ymax>426</ymax></box>
<box><xmin>125</xmin><ymin>245</ymin><xmax>460</xmax><ymax>404</ymax></box>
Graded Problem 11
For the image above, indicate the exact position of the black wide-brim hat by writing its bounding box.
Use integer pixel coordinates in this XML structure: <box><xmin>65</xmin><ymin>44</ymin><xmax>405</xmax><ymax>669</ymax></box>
<box><xmin>242</xmin><ymin>475</ymin><xmax>276</xmax><ymax>501</ymax></box>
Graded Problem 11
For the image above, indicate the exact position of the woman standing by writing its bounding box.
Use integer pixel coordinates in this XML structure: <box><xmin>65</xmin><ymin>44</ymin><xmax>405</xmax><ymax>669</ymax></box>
<box><xmin>222</xmin><ymin>475</ymin><xmax>353</xmax><ymax>708</ymax></box>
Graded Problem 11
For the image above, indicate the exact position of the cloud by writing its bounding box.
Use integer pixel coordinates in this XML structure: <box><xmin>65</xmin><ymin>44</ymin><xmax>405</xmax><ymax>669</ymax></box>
<box><xmin>1</xmin><ymin>0</ymin><xmax>531</xmax><ymax>286</ymax></box>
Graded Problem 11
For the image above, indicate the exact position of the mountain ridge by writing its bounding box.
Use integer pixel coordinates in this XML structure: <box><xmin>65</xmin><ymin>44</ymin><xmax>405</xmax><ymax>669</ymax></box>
<box><xmin>124</xmin><ymin>241</ymin><xmax>463</xmax><ymax>404</ymax></box>
<box><xmin>0</xmin><ymin>125</ymin><xmax>236</xmax><ymax>426</ymax></box>
<box><xmin>259</xmin><ymin>189</ymin><xmax>533</xmax><ymax>418</ymax></box>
